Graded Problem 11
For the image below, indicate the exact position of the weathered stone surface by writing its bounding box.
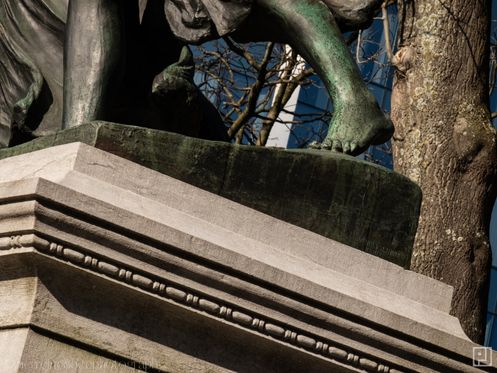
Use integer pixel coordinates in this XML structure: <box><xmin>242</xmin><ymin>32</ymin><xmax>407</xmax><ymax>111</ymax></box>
<box><xmin>0</xmin><ymin>143</ymin><xmax>450</xmax><ymax>313</ymax></box>
<box><xmin>0</xmin><ymin>121</ymin><xmax>421</xmax><ymax>267</ymax></box>
<box><xmin>0</xmin><ymin>328</ymin><xmax>140</xmax><ymax>373</ymax></box>
<box><xmin>1</xmin><ymin>254</ymin><xmax>341</xmax><ymax>373</ymax></box>
<box><xmin>0</xmin><ymin>144</ymin><xmax>494</xmax><ymax>372</ymax></box>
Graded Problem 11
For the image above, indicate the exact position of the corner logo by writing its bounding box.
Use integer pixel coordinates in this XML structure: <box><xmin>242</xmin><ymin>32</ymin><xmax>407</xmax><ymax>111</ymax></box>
<box><xmin>473</xmin><ymin>347</ymin><xmax>493</xmax><ymax>367</ymax></box>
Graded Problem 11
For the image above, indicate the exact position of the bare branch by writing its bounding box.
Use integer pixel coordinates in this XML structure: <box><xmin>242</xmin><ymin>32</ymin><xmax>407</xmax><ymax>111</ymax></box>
<box><xmin>382</xmin><ymin>1</ymin><xmax>398</xmax><ymax>65</ymax></box>
<box><xmin>227</xmin><ymin>43</ymin><xmax>275</xmax><ymax>138</ymax></box>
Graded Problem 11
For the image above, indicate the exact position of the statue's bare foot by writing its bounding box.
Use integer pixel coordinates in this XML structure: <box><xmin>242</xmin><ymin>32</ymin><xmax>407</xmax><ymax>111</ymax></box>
<box><xmin>320</xmin><ymin>101</ymin><xmax>393</xmax><ymax>156</ymax></box>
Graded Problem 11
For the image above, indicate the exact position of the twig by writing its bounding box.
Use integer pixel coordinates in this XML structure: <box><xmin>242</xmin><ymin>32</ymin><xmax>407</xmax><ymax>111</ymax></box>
<box><xmin>382</xmin><ymin>1</ymin><xmax>397</xmax><ymax>65</ymax></box>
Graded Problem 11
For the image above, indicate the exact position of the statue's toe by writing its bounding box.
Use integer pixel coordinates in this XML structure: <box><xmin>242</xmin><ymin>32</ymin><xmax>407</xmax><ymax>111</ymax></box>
<box><xmin>350</xmin><ymin>141</ymin><xmax>359</xmax><ymax>154</ymax></box>
<box><xmin>308</xmin><ymin>141</ymin><xmax>322</xmax><ymax>149</ymax></box>
<box><xmin>331</xmin><ymin>139</ymin><xmax>342</xmax><ymax>152</ymax></box>
<box><xmin>342</xmin><ymin>142</ymin><xmax>351</xmax><ymax>154</ymax></box>
<box><xmin>321</xmin><ymin>137</ymin><xmax>331</xmax><ymax>150</ymax></box>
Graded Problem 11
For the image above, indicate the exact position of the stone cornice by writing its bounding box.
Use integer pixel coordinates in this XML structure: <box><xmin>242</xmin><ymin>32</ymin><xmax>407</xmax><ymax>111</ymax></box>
<box><xmin>0</xmin><ymin>144</ymin><xmax>490</xmax><ymax>372</ymax></box>
<box><xmin>0</xmin><ymin>233</ymin><xmax>400</xmax><ymax>373</ymax></box>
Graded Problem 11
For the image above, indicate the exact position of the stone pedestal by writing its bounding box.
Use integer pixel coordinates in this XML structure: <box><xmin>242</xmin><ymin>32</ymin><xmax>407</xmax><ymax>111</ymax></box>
<box><xmin>0</xmin><ymin>143</ymin><xmax>494</xmax><ymax>372</ymax></box>
<box><xmin>0</xmin><ymin>121</ymin><xmax>420</xmax><ymax>267</ymax></box>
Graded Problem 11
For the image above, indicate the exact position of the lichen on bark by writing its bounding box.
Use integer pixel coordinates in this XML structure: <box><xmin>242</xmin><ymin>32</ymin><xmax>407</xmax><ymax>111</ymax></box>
<box><xmin>391</xmin><ymin>0</ymin><xmax>497</xmax><ymax>342</ymax></box>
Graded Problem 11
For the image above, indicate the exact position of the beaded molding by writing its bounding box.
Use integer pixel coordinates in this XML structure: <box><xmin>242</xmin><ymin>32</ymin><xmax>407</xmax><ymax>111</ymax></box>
<box><xmin>0</xmin><ymin>234</ymin><xmax>402</xmax><ymax>373</ymax></box>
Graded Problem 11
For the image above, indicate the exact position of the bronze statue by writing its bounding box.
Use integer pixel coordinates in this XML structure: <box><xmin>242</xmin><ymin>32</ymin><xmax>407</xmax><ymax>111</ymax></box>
<box><xmin>0</xmin><ymin>0</ymin><xmax>392</xmax><ymax>155</ymax></box>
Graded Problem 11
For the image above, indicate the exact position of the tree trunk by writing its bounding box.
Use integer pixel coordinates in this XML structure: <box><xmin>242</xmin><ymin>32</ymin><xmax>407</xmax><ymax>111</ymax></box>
<box><xmin>391</xmin><ymin>0</ymin><xmax>497</xmax><ymax>343</ymax></box>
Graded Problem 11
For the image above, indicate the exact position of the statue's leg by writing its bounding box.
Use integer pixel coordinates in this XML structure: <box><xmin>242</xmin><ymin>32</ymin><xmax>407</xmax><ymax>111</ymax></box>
<box><xmin>255</xmin><ymin>0</ymin><xmax>393</xmax><ymax>154</ymax></box>
<box><xmin>63</xmin><ymin>0</ymin><xmax>126</xmax><ymax>128</ymax></box>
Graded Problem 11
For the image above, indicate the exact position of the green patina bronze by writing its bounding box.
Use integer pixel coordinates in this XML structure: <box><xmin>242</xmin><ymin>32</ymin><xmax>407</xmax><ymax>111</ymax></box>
<box><xmin>261</xmin><ymin>0</ymin><xmax>393</xmax><ymax>153</ymax></box>
<box><xmin>0</xmin><ymin>122</ymin><xmax>420</xmax><ymax>267</ymax></box>
<box><xmin>1</xmin><ymin>0</ymin><xmax>391</xmax><ymax>155</ymax></box>
<box><xmin>0</xmin><ymin>1</ymin><xmax>412</xmax><ymax>264</ymax></box>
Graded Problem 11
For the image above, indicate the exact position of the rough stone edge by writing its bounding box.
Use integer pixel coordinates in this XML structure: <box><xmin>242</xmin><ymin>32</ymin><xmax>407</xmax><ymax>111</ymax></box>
<box><xmin>0</xmin><ymin>234</ymin><xmax>402</xmax><ymax>373</ymax></box>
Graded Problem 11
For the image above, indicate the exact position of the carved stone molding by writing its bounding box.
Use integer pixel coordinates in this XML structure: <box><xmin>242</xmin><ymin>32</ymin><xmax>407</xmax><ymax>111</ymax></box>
<box><xmin>0</xmin><ymin>234</ymin><xmax>401</xmax><ymax>373</ymax></box>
